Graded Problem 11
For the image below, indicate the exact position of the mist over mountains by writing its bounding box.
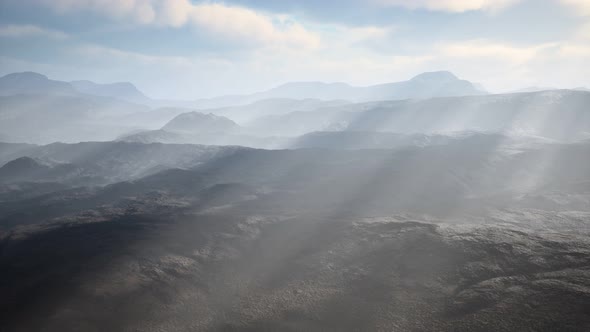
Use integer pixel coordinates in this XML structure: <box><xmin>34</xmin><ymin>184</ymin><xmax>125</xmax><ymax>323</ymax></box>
<box><xmin>194</xmin><ymin>71</ymin><xmax>485</xmax><ymax>107</ymax></box>
<box><xmin>1</xmin><ymin>69</ymin><xmax>590</xmax><ymax>331</ymax></box>
<box><xmin>4</xmin><ymin>0</ymin><xmax>590</xmax><ymax>328</ymax></box>
<box><xmin>1</xmin><ymin>70</ymin><xmax>589</xmax><ymax>146</ymax></box>
<box><xmin>70</xmin><ymin>80</ymin><xmax>152</xmax><ymax>105</ymax></box>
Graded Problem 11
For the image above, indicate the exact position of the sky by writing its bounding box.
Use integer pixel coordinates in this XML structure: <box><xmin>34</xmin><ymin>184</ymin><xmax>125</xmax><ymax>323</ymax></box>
<box><xmin>0</xmin><ymin>0</ymin><xmax>589</xmax><ymax>99</ymax></box>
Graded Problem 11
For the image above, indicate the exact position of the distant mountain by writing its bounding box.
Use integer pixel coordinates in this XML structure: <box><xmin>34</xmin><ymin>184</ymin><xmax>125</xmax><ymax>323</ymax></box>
<box><xmin>0</xmin><ymin>71</ymin><xmax>485</xmax><ymax>111</ymax></box>
<box><xmin>0</xmin><ymin>88</ymin><xmax>201</xmax><ymax>144</ymax></box>
<box><xmin>0</xmin><ymin>94</ymin><xmax>149</xmax><ymax>143</ymax></box>
<box><xmin>0</xmin><ymin>72</ymin><xmax>76</xmax><ymax>96</ymax></box>
<box><xmin>118</xmin><ymin>129</ymin><xmax>187</xmax><ymax>145</ymax></box>
<box><xmin>122</xmin><ymin>89</ymin><xmax>590</xmax><ymax>147</ymax></box>
<box><xmin>0</xmin><ymin>71</ymin><xmax>166</xmax><ymax>106</ymax></box>
<box><xmin>120</xmin><ymin>112</ymin><xmax>255</xmax><ymax>147</ymax></box>
<box><xmin>115</xmin><ymin>107</ymin><xmax>197</xmax><ymax>130</ymax></box>
<box><xmin>123</xmin><ymin>106</ymin><xmax>303</xmax><ymax>147</ymax></box>
<box><xmin>0</xmin><ymin>156</ymin><xmax>81</xmax><ymax>184</ymax></box>
<box><xmin>193</xmin><ymin>71</ymin><xmax>487</xmax><ymax>108</ymax></box>
<box><xmin>70</xmin><ymin>80</ymin><xmax>152</xmax><ymax>104</ymax></box>
<box><xmin>4</xmin><ymin>71</ymin><xmax>588</xmax><ymax>146</ymax></box>
<box><xmin>357</xmin><ymin>71</ymin><xmax>487</xmax><ymax>100</ymax></box>
<box><xmin>162</xmin><ymin>112</ymin><xmax>239</xmax><ymax>134</ymax></box>
<box><xmin>508</xmin><ymin>86</ymin><xmax>558</xmax><ymax>93</ymax></box>
<box><xmin>0</xmin><ymin>72</ymin><xmax>196</xmax><ymax>143</ymax></box>
<box><xmin>249</xmin><ymin>90</ymin><xmax>590</xmax><ymax>142</ymax></box>
<box><xmin>206</xmin><ymin>98</ymin><xmax>350</xmax><ymax>124</ymax></box>
<box><xmin>0</xmin><ymin>141</ymin><xmax>241</xmax><ymax>185</ymax></box>
<box><xmin>0</xmin><ymin>142</ymin><xmax>36</xmax><ymax>162</ymax></box>
<box><xmin>0</xmin><ymin>156</ymin><xmax>49</xmax><ymax>177</ymax></box>
<box><xmin>341</xmin><ymin>90</ymin><xmax>590</xmax><ymax>141</ymax></box>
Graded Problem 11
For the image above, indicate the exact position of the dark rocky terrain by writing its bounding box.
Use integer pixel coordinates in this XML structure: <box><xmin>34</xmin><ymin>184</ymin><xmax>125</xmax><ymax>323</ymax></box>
<box><xmin>1</xmin><ymin>134</ymin><xmax>589</xmax><ymax>331</ymax></box>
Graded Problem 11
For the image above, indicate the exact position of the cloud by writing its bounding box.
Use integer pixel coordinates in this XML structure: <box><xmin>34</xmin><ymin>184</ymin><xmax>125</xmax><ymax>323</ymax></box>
<box><xmin>38</xmin><ymin>0</ymin><xmax>319</xmax><ymax>49</ymax></box>
<box><xmin>73</xmin><ymin>44</ymin><xmax>196</xmax><ymax>66</ymax></box>
<box><xmin>558</xmin><ymin>43</ymin><xmax>590</xmax><ymax>57</ymax></box>
<box><xmin>63</xmin><ymin>43</ymin><xmax>238</xmax><ymax>98</ymax></box>
<box><xmin>40</xmin><ymin>0</ymin><xmax>156</xmax><ymax>23</ymax></box>
<box><xmin>437</xmin><ymin>40</ymin><xmax>557</xmax><ymax>63</ymax></box>
<box><xmin>374</xmin><ymin>0</ymin><xmax>521</xmax><ymax>12</ymax></box>
<box><xmin>428</xmin><ymin>38</ymin><xmax>590</xmax><ymax>92</ymax></box>
<box><xmin>5</xmin><ymin>0</ymin><xmax>590</xmax><ymax>98</ymax></box>
<box><xmin>574</xmin><ymin>22</ymin><xmax>590</xmax><ymax>40</ymax></box>
<box><xmin>0</xmin><ymin>24</ymin><xmax>69</xmax><ymax>39</ymax></box>
<box><xmin>187</xmin><ymin>3</ymin><xmax>319</xmax><ymax>49</ymax></box>
<box><xmin>559</xmin><ymin>0</ymin><xmax>590</xmax><ymax>16</ymax></box>
<box><xmin>347</xmin><ymin>26</ymin><xmax>395</xmax><ymax>42</ymax></box>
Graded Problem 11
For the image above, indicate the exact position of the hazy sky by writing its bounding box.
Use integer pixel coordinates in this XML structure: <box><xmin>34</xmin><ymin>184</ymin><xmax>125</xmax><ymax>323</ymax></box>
<box><xmin>1</xmin><ymin>0</ymin><xmax>589</xmax><ymax>99</ymax></box>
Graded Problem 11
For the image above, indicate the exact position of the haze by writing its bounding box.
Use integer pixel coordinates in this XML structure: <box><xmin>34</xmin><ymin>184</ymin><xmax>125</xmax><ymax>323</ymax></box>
<box><xmin>1</xmin><ymin>1</ymin><xmax>590</xmax><ymax>331</ymax></box>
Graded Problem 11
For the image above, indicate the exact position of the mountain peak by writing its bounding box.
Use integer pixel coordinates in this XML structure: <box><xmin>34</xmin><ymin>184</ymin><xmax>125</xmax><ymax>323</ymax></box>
<box><xmin>2</xmin><ymin>71</ymin><xmax>49</xmax><ymax>81</ymax></box>
<box><xmin>410</xmin><ymin>71</ymin><xmax>458</xmax><ymax>82</ymax></box>
<box><xmin>162</xmin><ymin>111</ymin><xmax>239</xmax><ymax>133</ymax></box>
<box><xmin>0</xmin><ymin>71</ymin><xmax>75</xmax><ymax>96</ymax></box>
<box><xmin>0</xmin><ymin>156</ymin><xmax>48</xmax><ymax>175</ymax></box>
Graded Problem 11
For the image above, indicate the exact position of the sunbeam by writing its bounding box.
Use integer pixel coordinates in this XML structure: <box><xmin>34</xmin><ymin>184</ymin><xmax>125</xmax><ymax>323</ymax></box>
<box><xmin>1</xmin><ymin>1</ymin><xmax>590</xmax><ymax>330</ymax></box>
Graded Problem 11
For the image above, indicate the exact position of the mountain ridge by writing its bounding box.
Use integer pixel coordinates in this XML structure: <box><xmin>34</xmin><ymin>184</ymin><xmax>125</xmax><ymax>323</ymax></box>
<box><xmin>70</xmin><ymin>80</ymin><xmax>151</xmax><ymax>104</ymax></box>
<box><xmin>193</xmin><ymin>71</ymin><xmax>487</xmax><ymax>108</ymax></box>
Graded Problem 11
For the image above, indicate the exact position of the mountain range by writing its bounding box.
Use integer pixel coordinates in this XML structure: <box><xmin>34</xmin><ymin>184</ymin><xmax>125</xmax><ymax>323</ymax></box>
<box><xmin>0</xmin><ymin>70</ymin><xmax>486</xmax><ymax>108</ymax></box>
<box><xmin>70</xmin><ymin>80</ymin><xmax>152</xmax><ymax>105</ymax></box>
<box><xmin>119</xmin><ymin>89</ymin><xmax>590</xmax><ymax>147</ymax></box>
<box><xmin>0</xmin><ymin>70</ymin><xmax>493</xmax><ymax>144</ymax></box>
<box><xmin>1</xmin><ymin>68</ymin><xmax>590</xmax><ymax>331</ymax></box>
<box><xmin>192</xmin><ymin>71</ymin><xmax>487</xmax><ymax>108</ymax></box>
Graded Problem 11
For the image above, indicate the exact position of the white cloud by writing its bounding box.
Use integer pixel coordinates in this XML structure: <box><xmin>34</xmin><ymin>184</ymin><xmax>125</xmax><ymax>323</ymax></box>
<box><xmin>6</xmin><ymin>1</ymin><xmax>590</xmax><ymax>98</ymax></box>
<box><xmin>558</xmin><ymin>43</ymin><xmax>590</xmax><ymax>56</ymax></box>
<box><xmin>64</xmin><ymin>32</ymin><xmax>590</xmax><ymax>97</ymax></box>
<box><xmin>188</xmin><ymin>3</ymin><xmax>319</xmax><ymax>49</ymax></box>
<box><xmin>374</xmin><ymin>0</ymin><xmax>521</xmax><ymax>12</ymax></box>
<box><xmin>428</xmin><ymin>38</ymin><xmax>590</xmax><ymax>92</ymax></box>
<box><xmin>347</xmin><ymin>26</ymin><xmax>393</xmax><ymax>42</ymax></box>
<box><xmin>41</xmin><ymin>0</ymin><xmax>156</xmax><ymax>23</ymax></box>
<box><xmin>559</xmin><ymin>0</ymin><xmax>590</xmax><ymax>16</ymax></box>
<box><xmin>574</xmin><ymin>22</ymin><xmax>590</xmax><ymax>40</ymax></box>
<box><xmin>38</xmin><ymin>0</ymin><xmax>320</xmax><ymax>49</ymax></box>
<box><xmin>73</xmin><ymin>44</ymin><xmax>197</xmax><ymax>66</ymax></box>
<box><xmin>0</xmin><ymin>24</ymin><xmax>68</xmax><ymax>39</ymax></box>
<box><xmin>437</xmin><ymin>40</ymin><xmax>557</xmax><ymax>64</ymax></box>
